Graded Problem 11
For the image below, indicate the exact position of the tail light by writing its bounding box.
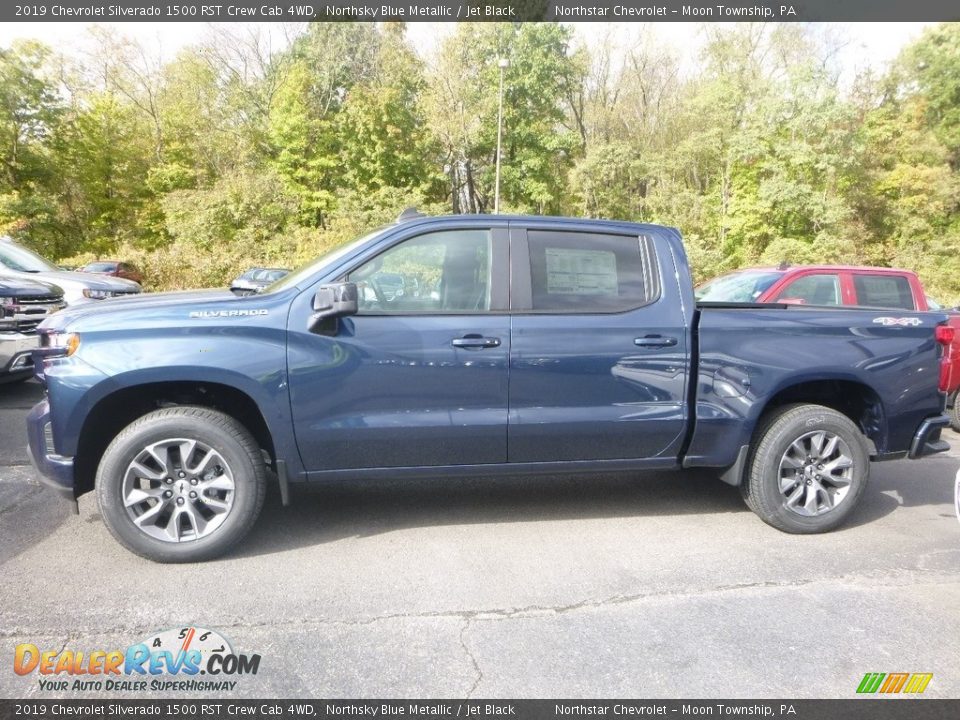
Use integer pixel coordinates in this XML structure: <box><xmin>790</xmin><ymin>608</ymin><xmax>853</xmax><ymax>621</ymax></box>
<box><xmin>936</xmin><ymin>324</ymin><xmax>955</xmax><ymax>392</ymax></box>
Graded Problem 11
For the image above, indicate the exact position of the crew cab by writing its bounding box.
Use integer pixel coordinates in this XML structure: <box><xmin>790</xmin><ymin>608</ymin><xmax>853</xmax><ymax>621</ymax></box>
<box><xmin>27</xmin><ymin>216</ymin><xmax>953</xmax><ymax>562</ymax></box>
<box><xmin>696</xmin><ymin>264</ymin><xmax>960</xmax><ymax>427</ymax></box>
<box><xmin>0</xmin><ymin>275</ymin><xmax>64</xmax><ymax>383</ymax></box>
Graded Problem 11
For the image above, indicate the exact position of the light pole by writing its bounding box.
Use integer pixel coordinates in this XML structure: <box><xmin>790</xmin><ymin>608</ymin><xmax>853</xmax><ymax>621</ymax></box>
<box><xmin>494</xmin><ymin>57</ymin><xmax>509</xmax><ymax>215</ymax></box>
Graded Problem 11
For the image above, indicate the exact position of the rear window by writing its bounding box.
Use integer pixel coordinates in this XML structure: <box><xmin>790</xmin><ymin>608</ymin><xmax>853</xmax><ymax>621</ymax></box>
<box><xmin>527</xmin><ymin>231</ymin><xmax>659</xmax><ymax>312</ymax></box>
<box><xmin>853</xmin><ymin>274</ymin><xmax>915</xmax><ymax>310</ymax></box>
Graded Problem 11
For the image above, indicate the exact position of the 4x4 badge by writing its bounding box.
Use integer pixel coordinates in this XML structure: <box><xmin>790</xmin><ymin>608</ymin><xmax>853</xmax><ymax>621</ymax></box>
<box><xmin>872</xmin><ymin>317</ymin><xmax>922</xmax><ymax>327</ymax></box>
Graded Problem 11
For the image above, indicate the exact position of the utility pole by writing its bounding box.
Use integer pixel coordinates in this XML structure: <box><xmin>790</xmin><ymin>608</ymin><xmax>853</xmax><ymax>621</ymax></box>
<box><xmin>494</xmin><ymin>57</ymin><xmax>509</xmax><ymax>214</ymax></box>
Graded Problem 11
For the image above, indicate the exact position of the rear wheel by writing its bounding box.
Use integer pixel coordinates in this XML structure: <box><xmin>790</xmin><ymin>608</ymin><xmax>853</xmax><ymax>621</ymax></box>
<box><xmin>741</xmin><ymin>404</ymin><xmax>869</xmax><ymax>533</ymax></box>
<box><xmin>96</xmin><ymin>406</ymin><xmax>267</xmax><ymax>562</ymax></box>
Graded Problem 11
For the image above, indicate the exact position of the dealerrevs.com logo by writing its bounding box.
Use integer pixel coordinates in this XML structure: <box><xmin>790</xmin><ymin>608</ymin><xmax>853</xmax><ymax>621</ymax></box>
<box><xmin>13</xmin><ymin>626</ymin><xmax>261</xmax><ymax>693</ymax></box>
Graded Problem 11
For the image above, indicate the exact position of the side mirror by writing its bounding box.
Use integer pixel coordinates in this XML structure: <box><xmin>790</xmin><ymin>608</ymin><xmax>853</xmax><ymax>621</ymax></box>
<box><xmin>309</xmin><ymin>282</ymin><xmax>358</xmax><ymax>333</ymax></box>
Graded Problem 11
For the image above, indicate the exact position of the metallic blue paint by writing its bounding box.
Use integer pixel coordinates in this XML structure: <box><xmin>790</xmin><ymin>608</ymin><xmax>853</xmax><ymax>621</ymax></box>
<box><xmin>686</xmin><ymin>307</ymin><xmax>947</xmax><ymax>467</ymax></box>
<box><xmin>25</xmin><ymin>215</ymin><xmax>951</xmax><ymax>502</ymax></box>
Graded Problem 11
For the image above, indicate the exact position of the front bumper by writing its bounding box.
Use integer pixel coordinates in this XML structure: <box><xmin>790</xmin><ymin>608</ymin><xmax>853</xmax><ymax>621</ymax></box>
<box><xmin>26</xmin><ymin>398</ymin><xmax>76</xmax><ymax>501</ymax></box>
<box><xmin>0</xmin><ymin>331</ymin><xmax>40</xmax><ymax>375</ymax></box>
<box><xmin>908</xmin><ymin>414</ymin><xmax>951</xmax><ymax>459</ymax></box>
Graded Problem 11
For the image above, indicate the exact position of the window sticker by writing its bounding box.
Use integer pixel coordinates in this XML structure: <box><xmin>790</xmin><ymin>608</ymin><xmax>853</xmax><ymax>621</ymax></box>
<box><xmin>545</xmin><ymin>248</ymin><xmax>619</xmax><ymax>296</ymax></box>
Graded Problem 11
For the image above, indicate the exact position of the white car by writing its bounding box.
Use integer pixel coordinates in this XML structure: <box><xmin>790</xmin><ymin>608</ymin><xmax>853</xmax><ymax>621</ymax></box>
<box><xmin>0</xmin><ymin>236</ymin><xmax>141</xmax><ymax>306</ymax></box>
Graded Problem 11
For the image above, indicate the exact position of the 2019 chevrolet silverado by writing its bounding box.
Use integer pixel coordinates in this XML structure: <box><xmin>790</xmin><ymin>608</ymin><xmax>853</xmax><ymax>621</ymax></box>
<box><xmin>27</xmin><ymin>215</ymin><xmax>953</xmax><ymax>562</ymax></box>
<box><xmin>0</xmin><ymin>275</ymin><xmax>64</xmax><ymax>383</ymax></box>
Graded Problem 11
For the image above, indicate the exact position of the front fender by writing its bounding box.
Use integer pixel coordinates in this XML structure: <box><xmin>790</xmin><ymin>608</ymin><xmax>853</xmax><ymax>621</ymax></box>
<box><xmin>46</xmin><ymin>327</ymin><xmax>301</xmax><ymax>477</ymax></box>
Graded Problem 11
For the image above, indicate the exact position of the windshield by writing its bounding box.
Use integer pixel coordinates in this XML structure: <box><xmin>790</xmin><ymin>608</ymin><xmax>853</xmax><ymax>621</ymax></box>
<box><xmin>84</xmin><ymin>262</ymin><xmax>117</xmax><ymax>272</ymax></box>
<box><xmin>0</xmin><ymin>241</ymin><xmax>59</xmax><ymax>273</ymax></box>
<box><xmin>695</xmin><ymin>270</ymin><xmax>783</xmax><ymax>303</ymax></box>
<box><xmin>264</xmin><ymin>227</ymin><xmax>391</xmax><ymax>293</ymax></box>
<box><xmin>253</xmin><ymin>268</ymin><xmax>288</xmax><ymax>282</ymax></box>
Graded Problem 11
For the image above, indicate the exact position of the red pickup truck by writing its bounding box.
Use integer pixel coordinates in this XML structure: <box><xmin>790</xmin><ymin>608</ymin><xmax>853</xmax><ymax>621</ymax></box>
<box><xmin>696</xmin><ymin>264</ymin><xmax>960</xmax><ymax>430</ymax></box>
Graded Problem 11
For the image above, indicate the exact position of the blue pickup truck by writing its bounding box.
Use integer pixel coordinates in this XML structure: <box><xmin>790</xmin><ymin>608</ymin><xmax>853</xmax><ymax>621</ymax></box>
<box><xmin>27</xmin><ymin>214</ymin><xmax>954</xmax><ymax>562</ymax></box>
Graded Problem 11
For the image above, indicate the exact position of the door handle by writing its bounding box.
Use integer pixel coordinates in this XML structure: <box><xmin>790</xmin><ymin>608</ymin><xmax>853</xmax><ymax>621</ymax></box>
<box><xmin>452</xmin><ymin>335</ymin><xmax>501</xmax><ymax>349</ymax></box>
<box><xmin>634</xmin><ymin>335</ymin><xmax>678</xmax><ymax>348</ymax></box>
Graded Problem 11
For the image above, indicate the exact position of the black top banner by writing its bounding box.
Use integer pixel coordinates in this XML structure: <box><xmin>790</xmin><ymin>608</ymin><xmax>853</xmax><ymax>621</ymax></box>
<box><xmin>6</xmin><ymin>0</ymin><xmax>960</xmax><ymax>23</ymax></box>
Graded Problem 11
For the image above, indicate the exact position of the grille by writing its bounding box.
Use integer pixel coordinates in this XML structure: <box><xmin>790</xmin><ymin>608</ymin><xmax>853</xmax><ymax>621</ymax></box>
<box><xmin>5</xmin><ymin>295</ymin><xmax>64</xmax><ymax>332</ymax></box>
<box><xmin>14</xmin><ymin>319</ymin><xmax>44</xmax><ymax>332</ymax></box>
<box><xmin>17</xmin><ymin>294</ymin><xmax>61</xmax><ymax>305</ymax></box>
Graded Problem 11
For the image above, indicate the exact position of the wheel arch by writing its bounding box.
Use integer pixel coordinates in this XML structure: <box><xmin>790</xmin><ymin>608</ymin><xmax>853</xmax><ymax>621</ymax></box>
<box><xmin>756</xmin><ymin>378</ymin><xmax>887</xmax><ymax>457</ymax></box>
<box><xmin>73</xmin><ymin>380</ymin><xmax>277</xmax><ymax>499</ymax></box>
<box><xmin>710</xmin><ymin>377</ymin><xmax>887</xmax><ymax>487</ymax></box>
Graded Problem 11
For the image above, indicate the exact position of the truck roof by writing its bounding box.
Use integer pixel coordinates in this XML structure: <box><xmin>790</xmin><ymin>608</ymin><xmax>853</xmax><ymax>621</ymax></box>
<box><xmin>737</xmin><ymin>264</ymin><xmax>918</xmax><ymax>276</ymax></box>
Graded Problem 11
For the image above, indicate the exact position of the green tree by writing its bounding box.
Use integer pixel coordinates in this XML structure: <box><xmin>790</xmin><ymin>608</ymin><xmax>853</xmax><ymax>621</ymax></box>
<box><xmin>267</xmin><ymin>22</ymin><xmax>380</xmax><ymax>227</ymax></box>
<box><xmin>55</xmin><ymin>92</ymin><xmax>155</xmax><ymax>255</ymax></box>
<box><xmin>0</xmin><ymin>41</ymin><xmax>62</xmax><ymax>249</ymax></box>
<box><xmin>337</xmin><ymin>23</ymin><xmax>437</xmax><ymax>197</ymax></box>
<box><xmin>426</xmin><ymin>23</ymin><xmax>579</xmax><ymax>214</ymax></box>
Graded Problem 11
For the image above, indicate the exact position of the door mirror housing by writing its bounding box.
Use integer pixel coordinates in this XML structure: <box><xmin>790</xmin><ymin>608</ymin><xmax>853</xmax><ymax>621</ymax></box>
<box><xmin>309</xmin><ymin>282</ymin><xmax>358</xmax><ymax>332</ymax></box>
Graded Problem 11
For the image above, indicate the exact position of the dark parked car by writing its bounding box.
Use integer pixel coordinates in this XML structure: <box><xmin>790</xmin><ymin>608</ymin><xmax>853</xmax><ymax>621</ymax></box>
<box><xmin>79</xmin><ymin>260</ymin><xmax>144</xmax><ymax>285</ymax></box>
<box><xmin>230</xmin><ymin>267</ymin><xmax>290</xmax><ymax>296</ymax></box>
<box><xmin>28</xmin><ymin>214</ymin><xmax>952</xmax><ymax>562</ymax></box>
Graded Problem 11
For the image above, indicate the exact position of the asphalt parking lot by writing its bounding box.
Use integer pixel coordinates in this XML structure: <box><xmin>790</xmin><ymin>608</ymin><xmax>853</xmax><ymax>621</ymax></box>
<box><xmin>1</xmin><ymin>379</ymin><xmax>959</xmax><ymax>699</ymax></box>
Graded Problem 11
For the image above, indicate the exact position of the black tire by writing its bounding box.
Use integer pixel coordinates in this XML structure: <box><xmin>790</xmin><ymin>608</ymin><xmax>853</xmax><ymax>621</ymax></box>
<box><xmin>96</xmin><ymin>406</ymin><xmax>267</xmax><ymax>562</ymax></box>
<box><xmin>741</xmin><ymin>404</ymin><xmax>869</xmax><ymax>534</ymax></box>
<box><xmin>950</xmin><ymin>392</ymin><xmax>960</xmax><ymax>433</ymax></box>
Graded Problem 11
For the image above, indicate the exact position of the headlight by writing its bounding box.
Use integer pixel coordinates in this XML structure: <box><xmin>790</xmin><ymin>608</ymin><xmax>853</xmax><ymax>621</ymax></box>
<box><xmin>37</xmin><ymin>331</ymin><xmax>81</xmax><ymax>358</ymax></box>
<box><xmin>82</xmin><ymin>288</ymin><xmax>119</xmax><ymax>300</ymax></box>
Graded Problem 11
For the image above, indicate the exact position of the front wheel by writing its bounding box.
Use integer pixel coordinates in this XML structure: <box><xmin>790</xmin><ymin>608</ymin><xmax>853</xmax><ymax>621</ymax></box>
<box><xmin>741</xmin><ymin>404</ymin><xmax>869</xmax><ymax>533</ymax></box>
<box><xmin>96</xmin><ymin>406</ymin><xmax>267</xmax><ymax>562</ymax></box>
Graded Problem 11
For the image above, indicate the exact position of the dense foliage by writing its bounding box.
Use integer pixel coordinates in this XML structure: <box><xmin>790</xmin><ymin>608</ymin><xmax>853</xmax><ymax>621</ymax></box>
<box><xmin>0</xmin><ymin>22</ymin><xmax>958</xmax><ymax>302</ymax></box>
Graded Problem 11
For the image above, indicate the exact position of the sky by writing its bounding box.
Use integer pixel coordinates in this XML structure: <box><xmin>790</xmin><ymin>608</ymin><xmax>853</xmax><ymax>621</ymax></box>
<box><xmin>0</xmin><ymin>21</ymin><xmax>936</xmax><ymax>79</ymax></box>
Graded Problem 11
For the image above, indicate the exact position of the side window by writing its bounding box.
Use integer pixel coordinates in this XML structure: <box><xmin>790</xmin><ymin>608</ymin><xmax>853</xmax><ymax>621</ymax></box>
<box><xmin>853</xmin><ymin>274</ymin><xmax>915</xmax><ymax>310</ymax></box>
<box><xmin>526</xmin><ymin>231</ymin><xmax>659</xmax><ymax>312</ymax></box>
<box><xmin>774</xmin><ymin>274</ymin><xmax>841</xmax><ymax>305</ymax></box>
<box><xmin>347</xmin><ymin>230</ymin><xmax>492</xmax><ymax>314</ymax></box>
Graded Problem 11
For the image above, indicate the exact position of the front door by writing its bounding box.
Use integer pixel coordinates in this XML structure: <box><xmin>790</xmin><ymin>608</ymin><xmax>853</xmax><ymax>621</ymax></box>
<box><xmin>287</xmin><ymin>225</ymin><xmax>510</xmax><ymax>472</ymax></box>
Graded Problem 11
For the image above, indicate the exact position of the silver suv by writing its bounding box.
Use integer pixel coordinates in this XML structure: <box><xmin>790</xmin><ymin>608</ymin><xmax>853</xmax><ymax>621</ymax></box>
<box><xmin>0</xmin><ymin>275</ymin><xmax>64</xmax><ymax>383</ymax></box>
<box><xmin>0</xmin><ymin>236</ymin><xmax>141</xmax><ymax>306</ymax></box>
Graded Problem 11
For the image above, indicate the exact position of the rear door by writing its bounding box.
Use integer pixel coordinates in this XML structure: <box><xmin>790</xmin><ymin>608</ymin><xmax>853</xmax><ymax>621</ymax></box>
<box><xmin>507</xmin><ymin>224</ymin><xmax>689</xmax><ymax>463</ymax></box>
